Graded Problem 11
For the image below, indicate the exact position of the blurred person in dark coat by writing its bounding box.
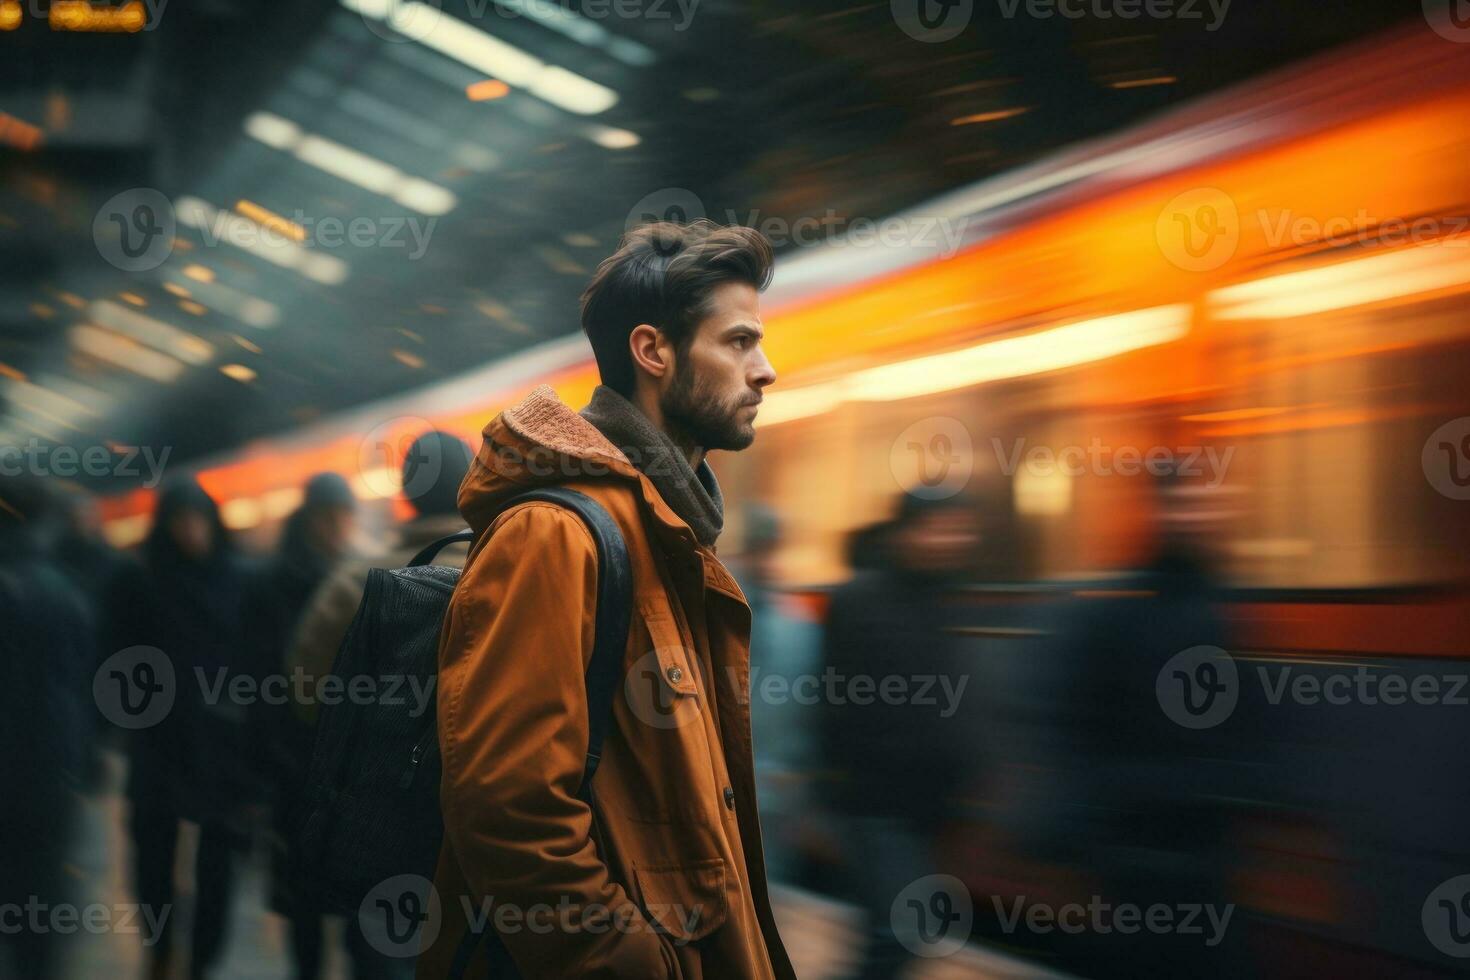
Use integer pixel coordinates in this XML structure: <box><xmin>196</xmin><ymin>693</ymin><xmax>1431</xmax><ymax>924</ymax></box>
<box><xmin>1047</xmin><ymin>466</ymin><xmax>1244</xmax><ymax>977</ymax></box>
<box><xmin>286</xmin><ymin>430</ymin><xmax>473</xmax><ymax>722</ymax></box>
<box><xmin>0</xmin><ymin>476</ymin><xmax>92</xmax><ymax>980</ymax></box>
<box><xmin>50</xmin><ymin>482</ymin><xmax>128</xmax><ymax>789</ymax></box>
<box><xmin>822</xmin><ymin>493</ymin><xmax>979</xmax><ymax>980</ymax></box>
<box><xmin>277</xmin><ymin>431</ymin><xmax>471</xmax><ymax>980</ymax></box>
<box><xmin>105</xmin><ymin>476</ymin><xmax>252</xmax><ymax>980</ymax></box>
<box><xmin>241</xmin><ymin>472</ymin><xmax>357</xmax><ymax>980</ymax></box>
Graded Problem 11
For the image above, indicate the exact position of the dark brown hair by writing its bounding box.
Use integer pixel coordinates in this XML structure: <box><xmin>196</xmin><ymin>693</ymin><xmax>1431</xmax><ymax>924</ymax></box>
<box><xmin>579</xmin><ymin>219</ymin><xmax>774</xmax><ymax>396</ymax></box>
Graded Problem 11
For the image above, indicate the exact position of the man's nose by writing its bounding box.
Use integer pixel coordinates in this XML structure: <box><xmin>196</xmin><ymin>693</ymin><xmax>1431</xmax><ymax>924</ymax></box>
<box><xmin>751</xmin><ymin>349</ymin><xmax>776</xmax><ymax>389</ymax></box>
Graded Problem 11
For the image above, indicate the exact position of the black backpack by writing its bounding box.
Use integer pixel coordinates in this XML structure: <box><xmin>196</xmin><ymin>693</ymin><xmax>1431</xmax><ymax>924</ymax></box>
<box><xmin>293</xmin><ymin>487</ymin><xmax>632</xmax><ymax>926</ymax></box>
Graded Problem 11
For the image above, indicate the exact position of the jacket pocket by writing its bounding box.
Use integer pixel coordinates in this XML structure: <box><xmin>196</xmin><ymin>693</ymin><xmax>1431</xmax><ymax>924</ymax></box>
<box><xmin>631</xmin><ymin>857</ymin><xmax>728</xmax><ymax>944</ymax></box>
<box><xmin>640</xmin><ymin>603</ymin><xmax>699</xmax><ymax>698</ymax></box>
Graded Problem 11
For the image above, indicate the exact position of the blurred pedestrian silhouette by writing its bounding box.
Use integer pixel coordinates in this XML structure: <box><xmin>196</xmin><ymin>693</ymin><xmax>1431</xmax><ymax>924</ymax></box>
<box><xmin>733</xmin><ymin>503</ymin><xmax>822</xmax><ymax>887</ymax></box>
<box><xmin>1046</xmin><ymin>466</ymin><xmax>1246</xmax><ymax>977</ymax></box>
<box><xmin>105</xmin><ymin>477</ymin><xmax>252</xmax><ymax>980</ymax></box>
<box><xmin>242</xmin><ymin>472</ymin><xmax>357</xmax><ymax>980</ymax></box>
<box><xmin>0</xmin><ymin>476</ymin><xmax>92</xmax><ymax>980</ymax></box>
<box><xmin>821</xmin><ymin>493</ymin><xmax>979</xmax><ymax>979</ymax></box>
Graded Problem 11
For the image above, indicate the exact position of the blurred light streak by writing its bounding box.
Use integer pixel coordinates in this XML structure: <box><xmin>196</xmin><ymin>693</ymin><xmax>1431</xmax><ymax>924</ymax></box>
<box><xmin>466</xmin><ymin>79</ymin><xmax>511</xmax><ymax>101</ymax></box>
<box><xmin>1211</xmin><ymin>242</ymin><xmax>1470</xmax><ymax>319</ymax></box>
<box><xmin>175</xmin><ymin>196</ymin><xmax>349</xmax><ymax>285</ymax></box>
<box><xmin>490</xmin><ymin>0</ymin><xmax>656</xmax><ymax>67</ymax></box>
<box><xmin>0</xmin><ymin>1</ymin><xmax>21</xmax><ymax>31</ymax></box>
<box><xmin>220</xmin><ymin>363</ymin><xmax>257</xmax><ymax>383</ymax></box>
<box><xmin>243</xmin><ymin>111</ymin><xmax>458</xmax><ymax>215</ymax></box>
<box><xmin>0</xmin><ymin>112</ymin><xmax>43</xmax><ymax>151</ymax></box>
<box><xmin>70</xmin><ymin>325</ymin><xmax>185</xmax><ymax>383</ymax></box>
<box><xmin>584</xmin><ymin>124</ymin><xmax>641</xmax><ymax>149</ymax></box>
<box><xmin>1014</xmin><ymin>466</ymin><xmax>1073</xmax><ymax>516</ymax></box>
<box><xmin>221</xmin><ymin>496</ymin><xmax>264</xmax><ymax>530</ymax></box>
<box><xmin>101</xmin><ymin>513</ymin><xmax>150</xmax><ymax>548</ymax></box>
<box><xmin>261</xmin><ymin>486</ymin><xmax>304</xmax><ymax>519</ymax></box>
<box><xmin>950</xmin><ymin>107</ymin><xmax>1029</xmax><ymax>126</ymax></box>
<box><xmin>160</xmin><ymin>270</ymin><xmax>281</xmax><ymax>329</ymax></box>
<box><xmin>0</xmin><ymin>377</ymin><xmax>104</xmax><ymax>430</ymax></box>
<box><xmin>1109</xmin><ymin>76</ymin><xmax>1177</xmax><ymax>89</ymax></box>
<box><xmin>352</xmin><ymin>465</ymin><xmax>400</xmax><ymax>500</ymax></box>
<box><xmin>341</xmin><ymin>0</ymin><xmax>619</xmax><ymax>115</ymax></box>
<box><xmin>757</xmin><ymin>305</ymin><xmax>1191</xmax><ymax>425</ymax></box>
<box><xmin>89</xmin><ymin>300</ymin><xmax>214</xmax><ymax>366</ymax></box>
<box><xmin>235</xmin><ymin>200</ymin><xmax>307</xmax><ymax>242</ymax></box>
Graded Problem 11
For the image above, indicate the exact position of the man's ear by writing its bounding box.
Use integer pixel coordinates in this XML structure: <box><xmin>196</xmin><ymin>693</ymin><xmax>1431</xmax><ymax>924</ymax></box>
<box><xmin>628</xmin><ymin>323</ymin><xmax>672</xmax><ymax>381</ymax></box>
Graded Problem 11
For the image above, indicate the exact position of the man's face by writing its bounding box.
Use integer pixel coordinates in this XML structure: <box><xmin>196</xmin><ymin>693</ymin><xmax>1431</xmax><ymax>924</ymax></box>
<box><xmin>660</xmin><ymin>281</ymin><xmax>776</xmax><ymax>452</ymax></box>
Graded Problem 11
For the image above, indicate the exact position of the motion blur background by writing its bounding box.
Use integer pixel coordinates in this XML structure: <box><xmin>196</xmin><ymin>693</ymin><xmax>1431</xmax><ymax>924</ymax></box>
<box><xmin>5</xmin><ymin>0</ymin><xmax>1470</xmax><ymax>977</ymax></box>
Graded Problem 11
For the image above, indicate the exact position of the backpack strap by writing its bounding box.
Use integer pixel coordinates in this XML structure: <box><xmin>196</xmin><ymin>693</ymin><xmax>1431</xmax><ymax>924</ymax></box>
<box><xmin>407</xmin><ymin>529</ymin><xmax>474</xmax><ymax>567</ymax></box>
<box><xmin>500</xmin><ymin>487</ymin><xmax>632</xmax><ymax>789</ymax></box>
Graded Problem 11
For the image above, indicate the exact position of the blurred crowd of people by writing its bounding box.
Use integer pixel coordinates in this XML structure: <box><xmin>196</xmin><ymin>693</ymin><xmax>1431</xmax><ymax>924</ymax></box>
<box><xmin>0</xmin><ymin>430</ymin><xmax>474</xmax><ymax>980</ymax></box>
<box><xmin>5</xmin><ymin>441</ymin><xmax>1273</xmax><ymax>979</ymax></box>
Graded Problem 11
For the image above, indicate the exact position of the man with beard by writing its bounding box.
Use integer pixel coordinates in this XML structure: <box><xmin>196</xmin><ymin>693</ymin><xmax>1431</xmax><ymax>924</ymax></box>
<box><xmin>417</xmin><ymin>221</ymin><xmax>795</xmax><ymax>979</ymax></box>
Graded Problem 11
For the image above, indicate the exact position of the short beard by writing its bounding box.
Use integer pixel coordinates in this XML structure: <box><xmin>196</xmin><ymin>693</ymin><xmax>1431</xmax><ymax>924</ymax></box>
<box><xmin>660</xmin><ymin>360</ymin><xmax>756</xmax><ymax>453</ymax></box>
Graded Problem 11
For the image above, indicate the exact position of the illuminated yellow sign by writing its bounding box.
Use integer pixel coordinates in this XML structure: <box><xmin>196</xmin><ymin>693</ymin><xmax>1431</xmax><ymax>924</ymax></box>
<box><xmin>49</xmin><ymin>1</ymin><xmax>147</xmax><ymax>33</ymax></box>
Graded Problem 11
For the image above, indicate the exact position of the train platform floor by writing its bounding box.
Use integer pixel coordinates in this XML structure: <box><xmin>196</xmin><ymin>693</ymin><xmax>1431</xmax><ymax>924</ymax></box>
<box><xmin>46</xmin><ymin>752</ymin><xmax>1071</xmax><ymax>979</ymax></box>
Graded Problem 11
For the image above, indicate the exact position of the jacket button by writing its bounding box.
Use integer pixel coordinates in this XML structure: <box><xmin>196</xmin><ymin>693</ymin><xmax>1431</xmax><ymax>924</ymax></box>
<box><xmin>666</xmin><ymin>666</ymin><xmax>683</xmax><ymax>683</ymax></box>
<box><xmin>723</xmin><ymin>787</ymin><xmax>735</xmax><ymax>811</ymax></box>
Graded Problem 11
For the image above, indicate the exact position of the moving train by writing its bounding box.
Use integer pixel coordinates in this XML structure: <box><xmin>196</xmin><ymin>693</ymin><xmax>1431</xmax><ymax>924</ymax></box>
<box><xmin>99</xmin><ymin>23</ymin><xmax>1470</xmax><ymax>976</ymax></box>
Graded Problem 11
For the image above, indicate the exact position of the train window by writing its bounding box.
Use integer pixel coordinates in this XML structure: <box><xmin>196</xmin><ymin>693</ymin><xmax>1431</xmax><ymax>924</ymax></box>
<box><xmin>1205</xmin><ymin>288</ymin><xmax>1470</xmax><ymax>590</ymax></box>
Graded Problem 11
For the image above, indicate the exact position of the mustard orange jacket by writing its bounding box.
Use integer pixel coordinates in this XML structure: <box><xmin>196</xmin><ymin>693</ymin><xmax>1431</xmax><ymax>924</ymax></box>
<box><xmin>418</xmin><ymin>385</ymin><xmax>796</xmax><ymax>980</ymax></box>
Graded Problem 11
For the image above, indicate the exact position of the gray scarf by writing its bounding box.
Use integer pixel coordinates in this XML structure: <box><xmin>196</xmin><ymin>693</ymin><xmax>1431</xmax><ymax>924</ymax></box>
<box><xmin>580</xmin><ymin>385</ymin><xmax>724</xmax><ymax>547</ymax></box>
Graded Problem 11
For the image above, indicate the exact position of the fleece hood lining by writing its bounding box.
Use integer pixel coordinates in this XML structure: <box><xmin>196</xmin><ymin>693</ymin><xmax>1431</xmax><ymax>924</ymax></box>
<box><xmin>502</xmin><ymin>384</ymin><xmax>630</xmax><ymax>465</ymax></box>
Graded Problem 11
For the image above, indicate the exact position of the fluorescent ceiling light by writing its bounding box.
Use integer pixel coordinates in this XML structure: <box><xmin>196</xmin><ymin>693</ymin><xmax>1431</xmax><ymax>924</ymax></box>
<box><xmin>244</xmin><ymin>111</ymin><xmax>458</xmax><ymax>216</ymax></box>
<box><xmin>342</xmin><ymin>0</ymin><xmax>619</xmax><ymax>115</ymax></box>
<box><xmin>176</xmin><ymin>196</ymin><xmax>350</xmax><ymax>285</ymax></box>
<box><xmin>492</xmin><ymin>0</ymin><xmax>656</xmax><ymax>66</ymax></box>
<box><xmin>90</xmin><ymin>300</ymin><xmax>214</xmax><ymax>365</ymax></box>
<box><xmin>71</xmin><ymin>324</ymin><xmax>185</xmax><ymax>382</ymax></box>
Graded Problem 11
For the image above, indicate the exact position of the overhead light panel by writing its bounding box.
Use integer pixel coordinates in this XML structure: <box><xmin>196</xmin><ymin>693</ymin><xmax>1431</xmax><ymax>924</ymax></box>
<box><xmin>342</xmin><ymin>0</ymin><xmax>619</xmax><ymax>115</ymax></box>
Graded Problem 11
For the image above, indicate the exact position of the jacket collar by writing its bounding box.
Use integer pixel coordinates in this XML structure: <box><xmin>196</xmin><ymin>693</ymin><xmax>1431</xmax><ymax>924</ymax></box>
<box><xmin>492</xmin><ymin>385</ymin><xmax>709</xmax><ymax>554</ymax></box>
